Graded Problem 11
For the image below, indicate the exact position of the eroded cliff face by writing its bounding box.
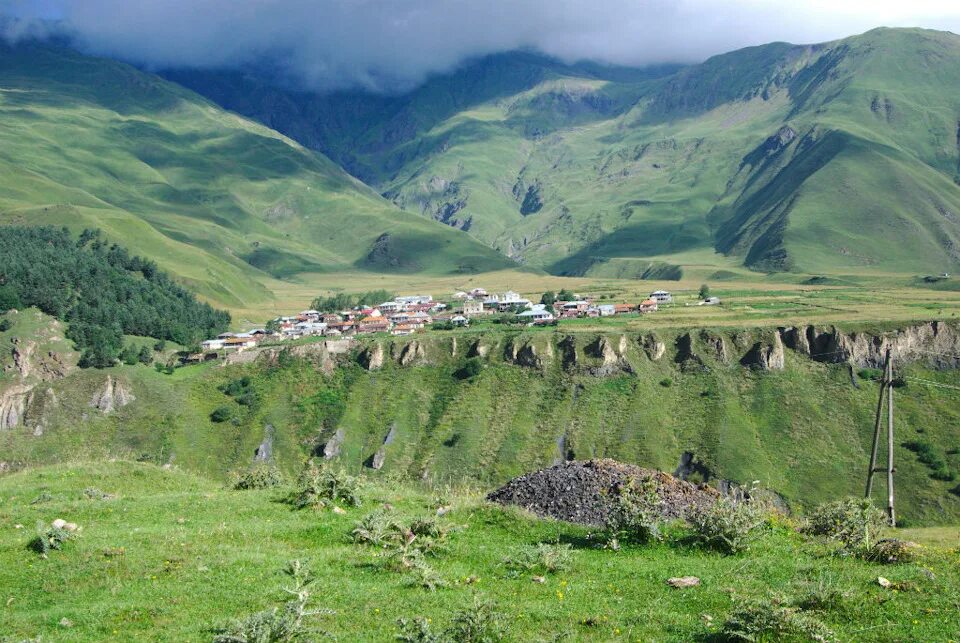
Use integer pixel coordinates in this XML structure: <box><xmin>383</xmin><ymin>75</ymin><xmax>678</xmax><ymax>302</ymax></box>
<box><xmin>333</xmin><ymin>321</ymin><xmax>960</xmax><ymax>374</ymax></box>
<box><xmin>781</xmin><ymin>321</ymin><xmax>960</xmax><ymax>368</ymax></box>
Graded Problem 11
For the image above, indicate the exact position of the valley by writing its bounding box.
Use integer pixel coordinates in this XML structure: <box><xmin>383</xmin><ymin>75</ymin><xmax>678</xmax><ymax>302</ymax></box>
<box><xmin>2</xmin><ymin>18</ymin><xmax>960</xmax><ymax>642</ymax></box>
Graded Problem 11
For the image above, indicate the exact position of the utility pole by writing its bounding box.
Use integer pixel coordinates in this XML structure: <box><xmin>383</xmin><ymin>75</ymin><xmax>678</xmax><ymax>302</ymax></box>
<box><xmin>865</xmin><ymin>349</ymin><xmax>895</xmax><ymax>526</ymax></box>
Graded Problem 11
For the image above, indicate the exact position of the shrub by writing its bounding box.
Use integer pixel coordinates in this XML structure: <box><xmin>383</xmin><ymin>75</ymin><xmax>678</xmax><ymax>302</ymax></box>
<box><xmin>857</xmin><ymin>368</ymin><xmax>883</xmax><ymax>381</ymax></box>
<box><xmin>804</xmin><ymin>498</ymin><xmax>886</xmax><ymax>553</ymax></box>
<box><xmin>352</xmin><ymin>509</ymin><xmax>395</xmax><ymax>546</ymax></box>
<box><xmin>83</xmin><ymin>487</ymin><xmax>115</xmax><ymax>500</ymax></box>
<box><xmin>396</xmin><ymin>616</ymin><xmax>442</xmax><ymax>643</ymax></box>
<box><xmin>213</xmin><ymin>560</ymin><xmax>332</xmax><ymax>643</ymax></box>
<box><xmin>29</xmin><ymin>490</ymin><xmax>54</xmax><ymax>505</ymax></box>
<box><xmin>689</xmin><ymin>496</ymin><xmax>765</xmax><ymax>555</ymax></box>
<box><xmin>289</xmin><ymin>459</ymin><xmax>361</xmax><ymax>509</ymax></box>
<box><xmin>720</xmin><ymin>596</ymin><xmax>834</xmax><ymax>642</ymax></box>
<box><xmin>659</xmin><ymin>377</ymin><xmax>672</xmax><ymax>387</ymax></box>
<box><xmin>503</xmin><ymin>543</ymin><xmax>573</xmax><ymax>576</ymax></box>
<box><xmin>863</xmin><ymin>538</ymin><xmax>918</xmax><ymax>564</ymax></box>
<box><xmin>231</xmin><ymin>465</ymin><xmax>285</xmax><ymax>491</ymax></box>
<box><xmin>29</xmin><ymin>520</ymin><xmax>74</xmax><ymax>557</ymax></box>
<box><xmin>210</xmin><ymin>405</ymin><xmax>235</xmax><ymax>423</ymax></box>
<box><xmin>455</xmin><ymin>358</ymin><xmax>483</xmax><ymax>380</ymax></box>
<box><xmin>0</xmin><ymin>318</ymin><xmax>11</xmax><ymax>332</ymax></box>
<box><xmin>603</xmin><ymin>477</ymin><xmax>662</xmax><ymax>549</ymax></box>
<box><xmin>446</xmin><ymin>596</ymin><xmax>506</xmax><ymax>642</ymax></box>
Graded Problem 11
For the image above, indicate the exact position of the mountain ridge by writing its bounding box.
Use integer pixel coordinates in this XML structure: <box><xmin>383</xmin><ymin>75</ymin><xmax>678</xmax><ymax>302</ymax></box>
<box><xmin>162</xmin><ymin>27</ymin><xmax>960</xmax><ymax>278</ymax></box>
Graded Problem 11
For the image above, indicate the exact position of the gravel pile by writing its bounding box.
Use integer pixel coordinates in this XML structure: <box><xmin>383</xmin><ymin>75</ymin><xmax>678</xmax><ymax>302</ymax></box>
<box><xmin>487</xmin><ymin>459</ymin><xmax>720</xmax><ymax>526</ymax></box>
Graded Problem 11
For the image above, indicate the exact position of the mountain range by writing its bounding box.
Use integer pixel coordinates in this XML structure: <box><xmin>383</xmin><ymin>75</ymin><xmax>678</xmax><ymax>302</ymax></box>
<box><xmin>165</xmin><ymin>27</ymin><xmax>960</xmax><ymax>280</ymax></box>
<box><xmin>2</xmin><ymin>27</ymin><xmax>960</xmax><ymax>310</ymax></box>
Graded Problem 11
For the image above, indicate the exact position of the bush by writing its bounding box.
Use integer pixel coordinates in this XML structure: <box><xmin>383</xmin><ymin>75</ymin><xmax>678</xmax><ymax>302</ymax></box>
<box><xmin>289</xmin><ymin>459</ymin><xmax>361</xmax><ymax>509</ymax></box>
<box><xmin>397</xmin><ymin>597</ymin><xmax>506</xmax><ymax>643</ymax></box>
<box><xmin>352</xmin><ymin>509</ymin><xmax>397</xmax><ymax>547</ymax></box>
<box><xmin>858</xmin><ymin>368</ymin><xmax>883</xmax><ymax>381</ymax></box>
<box><xmin>213</xmin><ymin>560</ymin><xmax>332</xmax><ymax>643</ymax></box>
<box><xmin>230</xmin><ymin>465</ymin><xmax>285</xmax><ymax>490</ymax></box>
<box><xmin>446</xmin><ymin>596</ymin><xmax>506</xmax><ymax>642</ymax></box>
<box><xmin>689</xmin><ymin>496</ymin><xmax>765</xmax><ymax>555</ymax></box>
<box><xmin>803</xmin><ymin>498</ymin><xmax>886</xmax><ymax>553</ymax></box>
<box><xmin>503</xmin><ymin>543</ymin><xmax>573</xmax><ymax>576</ymax></box>
<box><xmin>720</xmin><ymin>596</ymin><xmax>834</xmax><ymax>642</ymax></box>
<box><xmin>455</xmin><ymin>358</ymin><xmax>483</xmax><ymax>380</ymax></box>
<box><xmin>396</xmin><ymin>616</ymin><xmax>442</xmax><ymax>643</ymax></box>
<box><xmin>0</xmin><ymin>318</ymin><xmax>11</xmax><ymax>332</ymax></box>
<box><xmin>29</xmin><ymin>520</ymin><xmax>74</xmax><ymax>557</ymax></box>
<box><xmin>659</xmin><ymin>377</ymin><xmax>672</xmax><ymax>387</ymax></box>
<box><xmin>210</xmin><ymin>405</ymin><xmax>235</xmax><ymax>423</ymax></box>
<box><xmin>603</xmin><ymin>478</ymin><xmax>662</xmax><ymax>549</ymax></box>
<box><xmin>863</xmin><ymin>538</ymin><xmax>918</xmax><ymax>564</ymax></box>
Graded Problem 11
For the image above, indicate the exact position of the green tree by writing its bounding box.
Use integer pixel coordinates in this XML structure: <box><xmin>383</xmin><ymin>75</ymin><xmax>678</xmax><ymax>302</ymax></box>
<box><xmin>137</xmin><ymin>345</ymin><xmax>153</xmax><ymax>365</ymax></box>
<box><xmin>557</xmin><ymin>288</ymin><xmax>575</xmax><ymax>302</ymax></box>
<box><xmin>0</xmin><ymin>284</ymin><xmax>20</xmax><ymax>312</ymax></box>
<box><xmin>699</xmin><ymin>284</ymin><xmax>711</xmax><ymax>300</ymax></box>
<box><xmin>540</xmin><ymin>291</ymin><xmax>556</xmax><ymax>307</ymax></box>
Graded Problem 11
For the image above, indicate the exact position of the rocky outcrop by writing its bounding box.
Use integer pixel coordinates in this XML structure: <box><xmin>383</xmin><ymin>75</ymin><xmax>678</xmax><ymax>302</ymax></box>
<box><xmin>778</xmin><ymin>322</ymin><xmax>960</xmax><ymax>368</ymax></box>
<box><xmin>322</xmin><ymin>428</ymin><xmax>345</xmax><ymax>459</ymax></box>
<box><xmin>585</xmin><ymin>336</ymin><xmax>629</xmax><ymax>376</ymax></box>
<box><xmin>700</xmin><ymin>331</ymin><xmax>729</xmax><ymax>363</ymax></box>
<box><xmin>558</xmin><ymin>336</ymin><xmax>578</xmax><ymax>370</ymax></box>
<box><xmin>368</xmin><ymin>424</ymin><xmax>398</xmax><ymax>470</ymax></box>
<box><xmin>504</xmin><ymin>340</ymin><xmax>543</xmax><ymax>369</ymax></box>
<box><xmin>397</xmin><ymin>341</ymin><xmax>427</xmax><ymax>366</ymax></box>
<box><xmin>359</xmin><ymin>342</ymin><xmax>385</xmax><ymax>370</ymax></box>
<box><xmin>740</xmin><ymin>333</ymin><xmax>785</xmax><ymax>370</ymax></box>
<box><xmin>674</xmin><ymin>333</ymin><xmax>705</xmax><ymax>372</ymax></box>
<box><xmin>467</xmin><ymin>340</ymin><xmax>489</xmax><ymax>359</ymax></box>
<box><xmin>253</xmin><ymin>424</ymin><xmax>274</xmax><ymax>462</ymax></box>
<box><xmin>0</xmin><ymin>385</ymin><xmax>31</xmax><ymax>430</ymax></box>
<box><xmin>641</xmin><ymin>333</ymin><xmax>666</xmax><ymax>361</ymax></box>
<box><xmin>11</xmin><ymin>338</ymin><xmax>35</xmax><ymax>378</ymax></box>
<box><xmin>89</xmin><ymin>376</ymin><xmax>134</xmax><ymax>414</ymax></box>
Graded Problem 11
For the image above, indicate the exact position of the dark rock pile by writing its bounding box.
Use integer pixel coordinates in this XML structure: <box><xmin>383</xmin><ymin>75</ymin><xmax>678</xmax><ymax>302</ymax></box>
<box><xmin>487</xmin><ymin>459</ymin><xmax>720</xmax><ymax>526</ymax></box>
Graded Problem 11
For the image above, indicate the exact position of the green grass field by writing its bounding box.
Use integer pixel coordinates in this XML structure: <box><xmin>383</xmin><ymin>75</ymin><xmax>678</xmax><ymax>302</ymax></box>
<box><xmin>0</xmin><ymin>461</ymin><xmax>957</xmax><ymax>641</ymax></box>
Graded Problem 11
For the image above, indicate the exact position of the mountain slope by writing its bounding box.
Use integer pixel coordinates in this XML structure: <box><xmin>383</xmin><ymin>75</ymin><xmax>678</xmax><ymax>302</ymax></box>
<box><xmin>169</xmin><ymin>29</ymin><xmax>960</xmax><ymax>278</ymax></box>
<box><xmin>0</xmin><ymin>42</ymin><xmax>515</xmax><ymax>311</ymax></box>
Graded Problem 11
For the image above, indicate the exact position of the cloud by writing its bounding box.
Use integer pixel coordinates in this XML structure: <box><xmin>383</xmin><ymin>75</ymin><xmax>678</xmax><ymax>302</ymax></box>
<box><xmin>2</xmin><ymin>0</ymin><xmax>960</xmax><ymax>91</ymax></box>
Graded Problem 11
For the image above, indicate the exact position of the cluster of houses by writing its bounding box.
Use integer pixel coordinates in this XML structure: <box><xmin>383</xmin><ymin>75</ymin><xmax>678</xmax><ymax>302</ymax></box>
<box><xmin>197</xmin><ymin>288</ymin><xmax>676</xmax><ymax>355</ymax></box>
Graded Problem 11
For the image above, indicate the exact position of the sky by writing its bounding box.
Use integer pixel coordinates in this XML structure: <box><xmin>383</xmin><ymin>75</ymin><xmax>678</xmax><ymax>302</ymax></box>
<box><xmin>2</xmin><ymin>0</ymin><xmax>960</xmax><ymax>92</ymax></box>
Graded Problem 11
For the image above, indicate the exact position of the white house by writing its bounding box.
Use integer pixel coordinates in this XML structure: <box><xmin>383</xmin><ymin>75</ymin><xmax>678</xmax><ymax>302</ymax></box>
<box><xmin>598</xmin><ymin>304</ymin><xmax>616</xmax><ymax>317</ymax></box>
<box><xmin>377</xmin><ymin>301</ymin><xmax>403</xmax><ymax>314</ymax></box>
<box><xmin>650</xmin><ymin>290</ymin><xmax>672</xmax><ymax>304</ymax></box>
<box><xmin>517</xmin><ymin>305</ymin><xmax>554</xmax><ymax>323</ymax></box>
<box><xmin>451</xmin><ymin>315</ymin><xmax>469</xmax><ymax>327</ymax></box>
<box><xmin>396</xmin><ymin>295</ymin><xmax>433</xmax><ymax>305</ymax></box>
<box><xmin>201</xmin><ymin>338</ymin><xmax>225</xmax><ymax>351</ymax></box>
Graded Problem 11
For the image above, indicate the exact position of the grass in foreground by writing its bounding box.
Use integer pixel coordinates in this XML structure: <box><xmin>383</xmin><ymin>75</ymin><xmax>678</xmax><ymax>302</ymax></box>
<box><xmin>1</xmin><ymin>461</ymin><xmax>958</xmax><ymax>641</ymax></box>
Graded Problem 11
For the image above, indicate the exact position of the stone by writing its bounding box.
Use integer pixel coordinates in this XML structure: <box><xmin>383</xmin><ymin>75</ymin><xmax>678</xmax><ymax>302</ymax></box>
<box><xmin>51</xmin><ymin>518</ymin><xmax>67</xmax><ymax>529</ymax></box>
<box><xmin>667</xmin><ymin>576</ymin><xmax>701</xmax><ymax>589</ymax></box>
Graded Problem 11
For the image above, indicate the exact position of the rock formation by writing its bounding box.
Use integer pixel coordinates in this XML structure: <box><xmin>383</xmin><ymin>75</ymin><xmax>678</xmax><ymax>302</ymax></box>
<box><xmin>89</xmin><ymin>376</ymin><xmax>134</xmax><ymax>414</ymax></box>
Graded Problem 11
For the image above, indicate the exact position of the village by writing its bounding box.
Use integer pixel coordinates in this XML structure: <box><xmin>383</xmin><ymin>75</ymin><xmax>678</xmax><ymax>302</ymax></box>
<box><xmin>196</xmin><ymin>287</ymin><xmax>708</xmax><ymax>357</ymax></box>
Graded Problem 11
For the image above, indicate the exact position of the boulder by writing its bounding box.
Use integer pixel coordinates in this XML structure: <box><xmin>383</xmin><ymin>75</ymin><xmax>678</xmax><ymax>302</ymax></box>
<box><xmin>666</xmin><ymin>576</ymin><xmax>700</xmax><ymax>589</ymax></box>
<box><xmin>322</xmin><ymin>428</ymin><xmax>345</xmax><ymax>459</ymax></box>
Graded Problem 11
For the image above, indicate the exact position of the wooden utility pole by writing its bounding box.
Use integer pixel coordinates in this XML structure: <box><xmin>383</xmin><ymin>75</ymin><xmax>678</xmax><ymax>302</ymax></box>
<box><xmin>865</xmin><ymin>349</ymin><xmax>895</xmax><ymax>526</ymax></box>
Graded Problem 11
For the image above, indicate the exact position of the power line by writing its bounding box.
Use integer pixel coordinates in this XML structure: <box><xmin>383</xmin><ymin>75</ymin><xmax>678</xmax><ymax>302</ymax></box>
<box><xmin>902</xmin><ymin>376</ymin><xmax>960</xmax><ymax>392</ymax></box>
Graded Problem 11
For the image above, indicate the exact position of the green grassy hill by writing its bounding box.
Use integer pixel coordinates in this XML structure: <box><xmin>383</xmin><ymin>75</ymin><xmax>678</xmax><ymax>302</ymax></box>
<box><xmin>170</xmin><ymin>28</ymin><xmax>960</xmax><ymax>279</ymax></box>
<box><xmin>0</xmin><ymin>42</ymin><xmax>515</xmax><ymax>313</ymax></box>
<box><xmin>3</xmin><ymin>315</ymin><xmax>959</xmax><ymax>526</ymax></box>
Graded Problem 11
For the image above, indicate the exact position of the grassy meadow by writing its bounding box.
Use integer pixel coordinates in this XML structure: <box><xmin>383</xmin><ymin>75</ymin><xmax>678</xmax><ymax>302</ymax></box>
<box><xmin>0</xmin><ymin>461</ymin><xmax>958</xmax><ymax>641</ymax></box>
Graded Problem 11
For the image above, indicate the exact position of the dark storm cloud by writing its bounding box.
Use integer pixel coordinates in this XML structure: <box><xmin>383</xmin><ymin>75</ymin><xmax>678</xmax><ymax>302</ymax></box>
<box><xmin>2</xmin><ymin>0</ymin><xmax>959</xmax><ymax>91</ymax></box>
